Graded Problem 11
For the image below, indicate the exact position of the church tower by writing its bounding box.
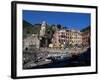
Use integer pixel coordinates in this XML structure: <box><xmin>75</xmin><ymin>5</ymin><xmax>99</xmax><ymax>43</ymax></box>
<box><xmin>40</xmin><ymin>21</ymin><xmax>46</xmax><ymax>37</ymax></box>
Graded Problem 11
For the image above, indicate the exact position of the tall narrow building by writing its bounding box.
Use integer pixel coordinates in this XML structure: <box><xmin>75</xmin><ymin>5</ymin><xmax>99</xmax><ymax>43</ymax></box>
<box><xmin>40</xmin><ymin>21</ymin><xmax>47</xmax><ymax>37</ymax></box>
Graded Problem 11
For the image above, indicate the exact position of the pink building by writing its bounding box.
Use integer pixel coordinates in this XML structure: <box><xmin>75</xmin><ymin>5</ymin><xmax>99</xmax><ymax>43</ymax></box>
<box><xmin>52</xmin><ymin>29</ymin><xmax>82</xmax><ymax>47</ymax></box>
<box><xmin>52</xmin><ymin>29</ymin><xmax>69</xmax><ymax>47</ymax></box>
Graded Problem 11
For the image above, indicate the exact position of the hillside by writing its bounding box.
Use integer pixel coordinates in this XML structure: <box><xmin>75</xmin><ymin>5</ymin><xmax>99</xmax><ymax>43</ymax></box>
<box><xmin>81</xmin><ymin>26</ymin><xmax>90</xmax><ymax>32</ymax></box>
<box><xmin>23</xmin><ymin>20</ymin><xmax>41</xmax><ymax>38</ymax></box>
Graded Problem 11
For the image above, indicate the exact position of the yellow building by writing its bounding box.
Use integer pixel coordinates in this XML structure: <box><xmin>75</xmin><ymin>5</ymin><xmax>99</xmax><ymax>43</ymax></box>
<box><xmin>52</xmin><ymin>29</ymin><xmax>82</xmax><ymax>48</ymax></box>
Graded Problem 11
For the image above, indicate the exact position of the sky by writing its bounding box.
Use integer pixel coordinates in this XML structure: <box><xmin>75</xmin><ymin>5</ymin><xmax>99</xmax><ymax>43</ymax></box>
<box><xmin>23</xmin><ymin>10</ymin><xmax>91</xmax><ymax>30</ymax></box>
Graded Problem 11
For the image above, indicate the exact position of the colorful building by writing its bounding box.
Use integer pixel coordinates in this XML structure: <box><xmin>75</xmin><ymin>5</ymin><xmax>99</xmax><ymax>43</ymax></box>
<box><xmin>81</xmin><ymin>27</ymin><xmax>90</xmax><ymax>47</ymax></box>
<box><xmin>52</xmin><ymin>29</ymin><xmax>82</xmax><ymax>48</ymax></box>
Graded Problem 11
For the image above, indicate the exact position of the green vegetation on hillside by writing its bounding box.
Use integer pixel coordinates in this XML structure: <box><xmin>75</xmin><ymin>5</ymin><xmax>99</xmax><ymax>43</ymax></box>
<box><xmin>81</xmin><ymin>26</ymin><xmax>90</xmax><ymax>32</ymax></box>
<box><xmin>23</xmin><ymin>20</ymin><xmax>41</xmax><ymax>38</ymax></box>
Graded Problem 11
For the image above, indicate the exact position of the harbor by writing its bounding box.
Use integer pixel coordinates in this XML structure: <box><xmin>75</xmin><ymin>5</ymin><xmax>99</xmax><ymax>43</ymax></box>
<box><xmin>23</xmin><ymin>47</ymin><xmax>90</xmax><ymax>69</ymax></box>
<box><xmin>22</xmin><ymin>20</ymin><xmax>91</xmax><ymax>69</ymax></box>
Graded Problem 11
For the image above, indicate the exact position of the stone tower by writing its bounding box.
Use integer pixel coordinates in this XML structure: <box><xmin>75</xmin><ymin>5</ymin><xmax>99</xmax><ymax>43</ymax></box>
<box><xmin>40</xmin><ymin>21</ymin><xmax>46</xmax><ymax>37</ymax></box>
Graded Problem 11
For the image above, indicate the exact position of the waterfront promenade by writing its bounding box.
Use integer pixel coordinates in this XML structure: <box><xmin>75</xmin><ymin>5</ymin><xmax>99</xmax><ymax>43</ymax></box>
<box><xmin>23</xmin><ymin>47</ymin><xmax>90</xmax><ymax>69</ymax></box>
<box><xmin>40</xmin><ymin>47</ymin><xmax>88</xmax><ymax>55</ymax></box>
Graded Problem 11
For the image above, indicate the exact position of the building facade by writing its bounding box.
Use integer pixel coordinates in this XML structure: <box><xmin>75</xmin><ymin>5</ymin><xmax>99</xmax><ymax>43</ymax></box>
<box><xmin>23</xmin><ymin>34</ymin><xmax>40</xmax><ymax>50</ymax></box>
<box><xmin>52</xmin><ymin>29</ymin><xmax>82</xmax><ymax>48</ymax></box>
<box><xmin>82</xmin><ymin>27</ymin><xmax>90</xmax><ymax>47</ymax></box>
<box><xmin>69</xmin><ymin>30</ymin><xmax>82</xmax><ymax>45</ymax></box>
<box><xmin>40</xmin><ymin>21</ymin><xmax>47</xmax><ymax>37</ymax></box>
